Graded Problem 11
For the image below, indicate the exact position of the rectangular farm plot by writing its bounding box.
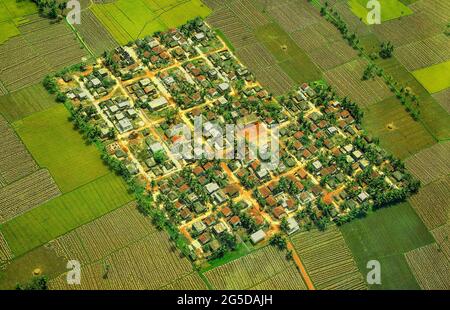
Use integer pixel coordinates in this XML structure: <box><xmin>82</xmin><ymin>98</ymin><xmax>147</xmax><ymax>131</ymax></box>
<box><xmin>0</xmin><ymin>173</ymin><xmax>133</xmax><ymax>257</ymax></box>
<box><xmin>203</xmin><ymin>246</ymin><xmax>307</xmax><ymax>290</ymax></box>
<box><xmin>73</xmin><ymin>9</ymin><xmax>119</xmax><ymax>56</ymax></box>
<box><xmin>0</xmin><ymin>231</ymin><xmax>13</xmax><ymax>265</ymax></box>
<box><xmin>395</xmin><ymin>34</ymin><xmax>450</xmax><ymax>71</ymax></box>
<box><xmin>405</xmin><ymin>141</ymin><xmax>450</xmax><ymax>185</ymax></box>
<box><xmin>52</xmin><ymin>202</ymin><xmax>156</xmax><ymax>265</ymax></box>
<box><xmin>431</xmin><ymin>224</ymin><xmax>450</xmax><ymax>261</ymax></box>
<box><xmin>291</xmin><ymin>227</ymin><xmax>367</xmax><ymax>290</ymax></box>
<box><xmin>91</xmin><ymin>0</ymin><xmax>211</xmax><ymax>45</ymax></box>
<box><xmin>408</xmin><ymin>176</ymin><xmax>450</xmax><ymax>231</ymax></box>
<box><xmin>13</xmin><ymin>105</ymin><xmax>110</xmax><ymax>193</ymax></box>
<box><xmin>0</xmin><ymin>84</ymin><xmax>57</xmax><ymax>123</ymax></box>
<box><xmin>324</xmin><ymin>59</ymin><xmax>392</xmax><ymax>107</ymax></box>
<box><xmin>255</xmin><ymin>23</ymin><xmax>322</xmax><ymax>83</ymax></box>
<box><xmin>0</xmin><ymin>15</ymin><xmax>87</xmax><ymax>93</ymax></box>
<box><xmin>0</xmin><ymin>116</ymin><xmax>38</xmax><ymax>185</ymax></box>
<box><xmin>340</xmin><ymin>202</ymin><xmax>434</xmax><ymax>289</ymax></box>
<box><xmin>49</xmin><ymin>231</ymin><xmax>194</xmax><ymax>290</ymax></box>
<box><xmin>405</xmin><ymin>243</ymin><xmax>450</xmax><ymax>290</ymax></box>
<box><xmin>362</xmin><ymin>96</ymin><xmax>436</xmax><ymax>159</ymax></box>
<box><xmin>413</xmin><ymin>60</ymin><xmax>450</xmax><ymax>94</ymax></box>
<box><xmin>0</xmin><ymin>0</ymin><xmax>37</xmax><ymax>43</ymax></box>
<box><xmin>0</xmin><ymin>169</ymin><xmax>61</xmax><ymax>223</ymax></box>
<box><xmin>348</xmin><ymin>0</ymin><xmax>413</xmax><ymax>24</ymax></box>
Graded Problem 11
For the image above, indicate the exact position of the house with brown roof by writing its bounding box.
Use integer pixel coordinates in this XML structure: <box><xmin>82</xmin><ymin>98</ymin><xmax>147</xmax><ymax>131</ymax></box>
<box><xmin>273</xmin><ymin>206</ymin><xmax>287</xmax><ymax>219</ymax></box>
<box><xmin>221</xmin><ymin>206</ymin><xmax>233</xmax><ymax>218</ymax></box>
<box><xmin>229</xmin><ymin>215</ymin><xmax>241</xmax><ymax>228</ymax></box>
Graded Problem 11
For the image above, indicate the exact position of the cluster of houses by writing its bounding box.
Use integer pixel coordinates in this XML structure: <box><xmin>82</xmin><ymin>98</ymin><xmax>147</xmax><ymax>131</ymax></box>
<box><xmin>81</xmin><ymin>68</ymin><xmax>116</xmax><ymax>99</ymax></box>
<box><xmin>125</xmin><ymin>77</ymin><xmax>169</xmax><ymax>111</ymax></box>
<box><xmin>99</xmin><ymin>96</ymin><xmax>142</xmax><ymax>133</ymax></box>
<box><xmin>56</xmin><ymin>19</ymin><xmax>416</xmax><ymax>264</ymax></box>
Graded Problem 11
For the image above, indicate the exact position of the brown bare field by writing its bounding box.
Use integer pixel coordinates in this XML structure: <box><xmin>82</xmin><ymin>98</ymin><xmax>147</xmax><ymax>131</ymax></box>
<box><xmin>0</xmin><ymin>116</ymin><xmax>38</xmax><ymax>185</ymax></box>
<box><xmin>405</xmin><ymin>243</ymin><xmax>450</xmax><ymax>290</ymax></box>
<box><xmin>432</xmin><ymin>88</ymin><xmax>450</xmax><ymax>114</ymax></box>
<box><xmin>74</xmin><ymin>10</ymin><xmax>119</xmax><ymax>56</ymax></box>
<box><xmin>405</xmin><ymin>142</ymin><xmax>450</xmax><ymax>185</ymax></box>
<box><xmin>408</xmin><ymin>176</ymin><xmax>450</xmax><ymax>231</ymax></box>
<box><xmin>162</xmin><ymin>272</ymin><xmax>209</xmax><ymax>290</ymax></box>
<box><xmin>324</xmin><ymin>59</ymin><xmax>392</xmax><ymax>107</ymax></box>
<box><xmin>0</xmin><ymin>15</ymin><xmax>87</xmax><ymax>92</ymax></box>
<box><xmin>395</xmin><ymin>34</ymin><xmax>450</xmax><ymax>71</ymax></box>
<box><xmin>291</xmin><ymin>227</ymin><xmax>367</xmax><ymax>290</ymax></box>
<box><xmin>206</xmin><ymin>6</ymin><xmax>257</xmax><ymax>48</ymax></box>
<box><xmin>0</xmin><ymin>169</ymin><xmax>61</xmax><ymax>223</ymax></box>
<box><xmin>204</xmin><ymin>246</ymin><xmax>307</xmax><ymax>290</ymax></box>
<box><xmin>0</xmin><ymin>232</ymin><xmax>13</xmax><ymax>265</ymax></box>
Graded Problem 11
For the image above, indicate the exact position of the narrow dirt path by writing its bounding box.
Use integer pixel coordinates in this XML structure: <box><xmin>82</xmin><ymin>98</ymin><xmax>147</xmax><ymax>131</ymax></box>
<box><xmin>287</xmin><ymin>240</ymin><xmax>315</xmax><ymax>290</ymax></box>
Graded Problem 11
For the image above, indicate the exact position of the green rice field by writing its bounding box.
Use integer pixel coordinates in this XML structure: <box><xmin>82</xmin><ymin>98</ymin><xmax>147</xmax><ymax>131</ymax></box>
<box><xmin>13</xmin><ymin>105</ymin><xmax>110</xmax><ymax>193</ymax></box>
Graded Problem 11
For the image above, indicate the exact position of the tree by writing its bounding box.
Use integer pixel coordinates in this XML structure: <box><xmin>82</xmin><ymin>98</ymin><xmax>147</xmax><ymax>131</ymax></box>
<box><xmin>153</xmin><ymin>150</ymin><xmax>167</xmax><ymax>164</ymax></box>
<box><xmin>379</xmin><ymin>41</ymin><xmax>394</xmax><ymax>59</ymax></box>
<box><xmin>269</xmin><ymin>233</ymin><xmax>287</xmax><ymax>251</ymax></box>
<box><xmin>280</xmin><ymin>217</ymin><xmax>289</xmax><ymax>234</ymax></box>
<box><xmin>16</xmin><ymin>275</ymin><xmax>48</xmax><ymax>290</ymax></box>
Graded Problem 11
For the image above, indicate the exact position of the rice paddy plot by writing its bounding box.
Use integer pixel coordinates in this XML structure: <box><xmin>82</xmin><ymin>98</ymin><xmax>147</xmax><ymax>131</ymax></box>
<box><xmin>405</xmin><ymin>141</ymin><xmax>450</xmax><ymax>185</ymax></box>
<box><xmin>0</xmin><ymin>116</ymin><xmax>38</xmax><ymax>185</ymax></box>
<box><xmin>13</xmin><ymin>105</ymin><xmax>110</xmax><ymax>193</ymax></box>
<box><xmin>203</xmin><ymin>246</ymin><xmax>306</xmax><ymax>290</ymax></box>
<box><xmin>362</xmin><ymin>96</ymin><xmax>436</xmax><ymax>159</ymax></box>
<box><xmin>324</xmin><ymin>59</ymin><xmax>391</xmax><ymax>107</ymax></box>
<box><xmin>431</xmin><ymin>224</ymin><xmax>450</xmax><ymax>261</ymax></box>
<box><xmin>0</xmin><ymin>169</ymin><xmax>61</xmax><ymax>223</ymax></box>
<box><xmin>412</xmin><ymin>60</ymin><xmax>450</xmax><ymax>94</ymax></box>
<box><xmin>0</xmin><ymin>15</ymin><xmax>87</xmax><ymax>93</ymax></box>
<box><xmin>291</xmin><ymin>227</ymin><xmax>367</xmax><ymax>290</ymax></box>
<box><xmin>408</xmin><ymin>176</ymin><xmax>450</xmax><ymax>231</ymax></box>
<box><xmin>405</xmin><ymin>243</ymin><xmax>450</xmax><ymax>290</ymax></box>
<box><xmin>0</xmin><ymin>173</ymin><xmax>133</xmax><ymax>257</ymax></box>
<box><xmin>49</xmin><ymin>231</ymin><xmax>193</xmax><ymax>290</ymax></box>
<box><xmin>91</xmin><ymin>0</ymin><xmax>211</xmax><ymax>45</ymax></box>
<box><xmin>348</xmin><ymin>0</ymin><xmax>413</xmax><ymax>24</ymax></box>
<box><xmin>340</xmin><ymin>202</ymin><xmax>434</xmax><ymax>289</ymax></box>
<box><xmin>0</xmin><ymin>84</ymin><xmax>57</xmax><ymax>123</ymax></box>
<box><xmin>206</xmin><ymin>6</ymin><xmax>258</xmax><ymax>48</ymax></box>
<box><xmin>395</xmin><ymin>34</ymin><xmax>450</xmax><ymax>71</ymax></box>
<box><xmin>73</xmin><ymin>9</ymin><xmax>119</xmax><ymax>56</ymax></box>
<box><xmin>0</xmin><ymin>0</ymin><xmax>36</xmax><ymax>44</ymax></box>
<box><xmin>52</xmin><ymin>202</ymin><xmax>156</xmax><ymax>265</ymax></box>
<box><xmin>432</xmin><ymin>88</ymin><xmax>450</xmax><ymax>114</ymax></box>
<box><xmin>255</xmin><ymin>23</ymin><xmax>322</xmax><ymax>84</ymax></box>
<box><xmin>0</xmin><ymin>244</ymin><xmax>67</xmax><ymax>290</ymax></box>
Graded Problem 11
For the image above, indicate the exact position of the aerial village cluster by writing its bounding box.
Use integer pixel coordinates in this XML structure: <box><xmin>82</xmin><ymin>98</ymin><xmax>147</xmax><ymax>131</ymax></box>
<box><xmin>56</xmin><ymin>18</ymin><xmax>418</xmax><ymax>262</ymax></box>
